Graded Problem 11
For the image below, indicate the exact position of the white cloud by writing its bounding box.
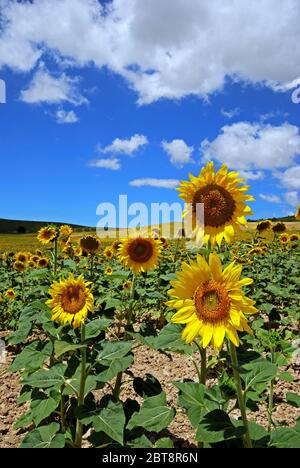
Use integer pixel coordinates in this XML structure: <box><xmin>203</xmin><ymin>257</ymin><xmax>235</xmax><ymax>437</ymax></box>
<box><xmin>20</xmin><ymin>67</ymin><xmax>88</xmax><ymax>106</ymax></box>
<box><xmin>239</xmin><ymin>170</ymin><xmax>265</xmax><ymax>180</ymax></box>
<box><xmin>100</xmin><ymin>134</ymin><xmax>148</xmax><ymax>156</ymax></box>
<box><xmin>1</xmin><ymin>0</ymin><xmax>300</xmax><ymax>104</ymax></box>
<box><xmin>276</xmin><ymin>165</ymin><xmax>300</xmax><ymax>190</ymax></box>
<box><xmin>130</xmin><ymin>178</ymin><xmax>179</xmax><ymax>189</ymax></box>
<box><xmin>162</xmin><ymin>139</ymin><xmax>194</xmax><ymax>167</ymax></box>
<box><xmin>201</xmin><ymin>122</ymin><xmax>300</xmax><ymax>170</ymax></box>
<box><xmin>55</xmin><ymin>109</ymin><xmax>78</xmax><ymax>124</ymax></box>
<box><xmin>259</xmin><ymin>193</ymin><xmax>281</xmax><ymax>203</ymax></box>
<box><xmin>88</xmin><ymin>158</ymin><xmax>121</xmax><ymax>171</ymax></box>
<box><xmin>221</xmin><ymin>108</ymin><xmax>240</xmax><ymax>119</ymax></box>
<box><xmin>284</xmin><ymin>191</ymin><xmax>299</xmax><ymax>206</ymax></box>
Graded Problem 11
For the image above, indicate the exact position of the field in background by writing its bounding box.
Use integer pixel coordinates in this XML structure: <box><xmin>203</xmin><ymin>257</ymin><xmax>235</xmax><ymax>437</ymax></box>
<box><xmin>0</xmin><ymin>222</ymin><xmax>300</xmax><ymax>253</ymax></box>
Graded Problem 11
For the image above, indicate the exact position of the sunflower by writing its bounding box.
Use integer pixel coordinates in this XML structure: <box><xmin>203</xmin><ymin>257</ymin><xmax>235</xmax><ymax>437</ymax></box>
<box><xmin>159</xmin><ymin>237</ymin><xmax>169</xmax><ymax>248</ymax></box>
<box><xmin>79</xmin><ymin>235</ymin><xmax>100</xmax><ymax>255</ymax></box>
<box><xmin>256</xmin><ymin>220</ymin><xmax>272</xmax><ymax>233</ymax></box>
<box><xmin>178</xmin><ymin>162</ymin><xmax>254</xmax><ymax>246</ymax></box>
<box><xmin>118</xmin><ymin>237</ymin><xmax>161</xmax><ymax>274</ymax></box>
<box><xmin>37</xmin><ymin>226</ymin><xmax>58</xmax><ymax>245</ymax></box>
<box><xmin>295</xmin><ymin>205</ymin><xmax>300</xmax><ymax>221</ymax></box>
<box><xmin>38</xmin><ymin>258</ymin><xmax>49</xmax><ymax>268</ymax></box>
<box><xmin>105</xmin><ymin>266</ymin><xmax>113</xmax><ymax>275</ymax></box>
<box><xmin>104</xmin><ymin>247</ymin><xmax>114</xmax><ymax>259</ymax></box>
<box><xmin>59</xmin><ymin>225</ymin><xmax>73</xmax><ymax>238</ymax></box>
<box><xmin>248</xmin><ymin>247</ymin><xmax>263</xmax><ymax>256</ymax></box>
<box><xmin>5</xmin><ymin>289</ymin><xmax>16</xmax><ymax>300</ymax></box>
<box><xmin>290</xmin><ymin>234</ymin><xmax>299</xmax><ymax>242</ymax></box>
<box><xmin>15</xmin><ymin>252</ymin><xmax>29</xmax><ymax>263</ymax></box>
<box><xmin>112</xmin><ymin>240</ymin><xmax>122</xmax><ymax>253</ymax></box>
<box><xmin>272</xmin><ymin>222</ymin><xmax>286</xmax><ymax>234</ymax></box>
<box><xmin>46</xmin><ymin>274</ymin><xmax>94</xmax><ymax>328</ymax></box>
<box><xmin>98</xmin><ymin>257</ymin><xmax>105</xmax><ymax>265</ymax></box>
<box><xmin>279</xmin><ymin>233</ymin><xmax>289</xmax><ymax>244</ymax></box>
<box><xmin>123</xmin><ymin>280</ymin><xmax>132</xmax><ymax>290</ymax></box>
<box><xmin>35</xmin><ymin>249</ymin><xmax>43</xmax><ymax>257</ymax></box>
<box><xmin>31</xmin><ymin>255</ymin><xmax>40</xmax><ymax>265</ymax></box>
<box><xmin>13</xmin><ymin>261</ymin><xmax>26</xmax><ymax>272</ymax></box>
<box><xmin>167</xmin><ymin>254</ymin><xmax>257</xmax><ymax>348</ymax></box>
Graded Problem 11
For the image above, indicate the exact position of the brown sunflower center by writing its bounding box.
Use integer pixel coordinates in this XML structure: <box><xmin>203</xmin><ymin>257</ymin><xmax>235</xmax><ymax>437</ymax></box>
<box><xmin>192</xmin><ymin>184</ymin><xmax>236</xmax><ymax>227</ymax></box>
<box><xmin>194</xmin><ymin>281</ymin><xmax>230</xmax><ymax>324</ymax></box>
<box><xmin>128</xmin><ymin>239</ymin><xmax>154</xmax><ymax>263</ymax></box>
<box><xmin>80</xmin><ymin>236</ymin><xmax>99</xmax><ymax>253</ymax></box>
<box><xmin>61</xmin><ymin>285</ymin><xmax>86</xmax><ymax>314</ymax></box>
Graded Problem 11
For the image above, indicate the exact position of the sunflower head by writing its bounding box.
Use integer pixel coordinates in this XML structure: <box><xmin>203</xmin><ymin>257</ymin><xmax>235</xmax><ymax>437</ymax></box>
<box><xmin>159</xmin><ymin>237</ymin><xmax>169</xmax><ymax>248</ymax></box>
<box><xmin>118</xmin><ymin>237</ymin><xmax>161</xmax><ymax>274</ymax></box>
<box><xmin>105</xmin><ymin>266</ymin><xmax>113</xmax><ymax>275</ymax></box>
<box><xmin>5</xmin><ymin>289</ymin><xmax>16</xmax><ymax>300</ymax></box>
<box><xmin>46</xmin><ymin>274</ymin><xmax>94</xmax><ymax>328</ymax></box>
<box><xmin>290</xmin><ymin>233</ymin><xmax>299</xmax><ymax>242</ymax></box>
<box><xmin>279</xmin><ymin>233</ymin><xmax>289</xmax><ymax>244</ymax></box>
<box><xmin>38</xmin><ymin>258</ymin><xmax>49</xmax><ymax>268</ymax></box>
<box><xmin>123</xmin><ymin>280</ymin><xmax>132</xmax><ymax>291</ymax></box>
<box><xmin>37</xmin><ymin>226</ymin><xmax>58</xmax><ymax>245</ymax></box>
<box><xmin>79</xmin><ymin>235</ymin><xmax>100</xmax><ymax>255</ymax></box>
<box><xmin>59</xmin><ymin>225</ymin><xmax>73</xmax><ymax>238</ymax></box>
<box><xmin>272</xmin><ymin>222</ymin><xmax>286</xmax><ymax>234</ymax></box>
<box><xmin>31</xmin><ymin>255</ymin><xmax>40</xmax><ymax>265</ymax></box>
<box><xmin>112</xmin><ymin>240</ymin><xmax>122</xmax><ymax>253</ymax></box>
<box><xmin>256</xmin><ymin>220</ymin><xmax>272</xmax><ymax>232</ymax></box>
<box><xmin>167</xmin><ymin>253</ymin><xmax>257</xmax><ymax>349</ymax></box>
<box><xmin>35</xmin><ymin>249</ymin><xmax>43</xmax><ymax>257</ymax></box>
<box><xmin>15</xmin><ymin>252</ymin><xmax>29</xmax><ymax>263</ymax></box>
<box><xmin>104</xmin><ymin>247</ymin><xmax>114</xmax><ymax>259</ymax></box>
<box><xmin>13</xmin><ymin>261</ymin><xmax>26</xmax><ymax>272</ymax></box>
<box><xmin>178</xmin><ymin>162</ymin><xmax>254</xmax><ymax>246</ymax></box>
<box><xmin>248</xmin><ymin>247</ymin><xmax>263</xmax><ymax>256</ymax></box>
<box><xmin>295</xmin><ymin>204</ymin><xmax>300</xmax><ymax>221</ymax></box>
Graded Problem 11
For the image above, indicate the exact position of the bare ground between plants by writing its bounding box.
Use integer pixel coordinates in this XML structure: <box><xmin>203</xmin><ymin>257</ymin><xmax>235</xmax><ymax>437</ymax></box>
<box><xmin>1</xmin><ymin>331</ymin><xmax>300</xmax><ymax>449</ymax></box>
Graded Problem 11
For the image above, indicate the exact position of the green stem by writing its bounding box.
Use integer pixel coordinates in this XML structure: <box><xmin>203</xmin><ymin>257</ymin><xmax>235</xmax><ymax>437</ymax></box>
<box><xmin>54</xmin><ymin>237</ymin><xmax>58</xmax><ymax>275</ymax></box>
<box><xmin>229</xmin><ymin>341</ymin><xmax>252</xmax><ymax>449</ymax></box>
<box><xmin>194</xmin><ymin>341</ymin><xmax>207</xmax><ymax>385</ymax></box>
<box><xmin>90</xmin><ymin>255</ymin><xmax>94</xmax><ymax>280</ymax></box>
<box><xmin>113</xmin><ymin>371</ymin><xmax>123</xmax><ymax>400</ymax></box>
<box><xmin>267</xmin><ymin>350</ymin><xmax>275</xmax><ymax>432</ymax></box>
<box><xmin>74</xmin><ymin>324</ymin><xmax>86</xmax><ymax>448</ymax></box>
<box><xmin>174</xmin><ymin>238</ymin><xmax>180</xmax><ymax>270</ymax></box>
<box><xmin>60</xmin><ymin>385</ymin><xmax>66</xmax><ymax>433</ymax></box>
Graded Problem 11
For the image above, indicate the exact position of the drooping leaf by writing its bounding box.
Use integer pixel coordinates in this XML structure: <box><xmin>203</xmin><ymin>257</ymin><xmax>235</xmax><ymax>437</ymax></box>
<box><xmin>20</xmin><ymin>423</ymin><xmax>65</xmax><ymax>448</ymax></box>
<box><xmin>127</xmin><ymin>392</ymin><xmax>175</xmax><ymax>432</ymax></box>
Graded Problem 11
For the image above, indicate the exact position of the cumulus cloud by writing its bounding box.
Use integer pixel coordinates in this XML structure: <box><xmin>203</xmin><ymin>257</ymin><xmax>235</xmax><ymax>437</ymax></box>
<box><xmin>259</xmin><ymin>193</ymin><xmax>281</xmax><ymax>203</ymax></box>
<box><xmin>20</xmin><ymin>68</ymin><xmax>88</xmax><ymax>106</ymax></box>
<box><xmin>162</xmin><ymin>139</ymin><xmax>194</xmax><ymax>167</ymax></box>
<box><xmin>100</xmin><ymin>134</ymin><xmax>148</xmax><ymax>156</ymax></box>
<box><xmin>130</xmin><ymin>178</ymin><xmax>179</xmax><ymax>189</ymax></box>
<box><xmin>88</xmin><ymin>158</ymin><xmax>121</xmax><ymax>171</ymax></box>
<box><xmin>276</xmin><ymin>165</ymin><xmax>300</xmax><ymax>190</ymax></box>
<box><xmin>238</xmin><ymin>170</ymin><xmax>265</xmax><ymax>180</ymax></box>
<box><xmin>55</xmin><ymin>109</ymin><xmax>78</xmax><ymax>124</ymax></box>
<box><xmin>284</xmin><ymin>191</ymin><xmax>299</xmax><ymax>206</ymax></box>
<box><xmin>201</xmin><ymin>122</ymin><xmax>300</xmax><ymax>171</ymax></box>
<box><xmin>221</xmin><ymin>108</ymin><xmax>240</xmax><ymax>119</ymax></box>
<box><xmin>1</xmin><ymin>0</ymin><xmax>300</xmax><ymax>104</ymax></box>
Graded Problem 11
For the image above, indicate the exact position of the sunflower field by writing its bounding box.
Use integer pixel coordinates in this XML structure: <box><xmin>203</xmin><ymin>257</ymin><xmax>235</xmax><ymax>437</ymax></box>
<box><xmin>1</xmin><ymin>163</ymin><xmax>300</xmax><ymax>450</ymax></box>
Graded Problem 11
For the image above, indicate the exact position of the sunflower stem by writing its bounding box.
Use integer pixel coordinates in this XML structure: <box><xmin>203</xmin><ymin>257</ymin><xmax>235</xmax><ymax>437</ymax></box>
<box><xmin>60</xmin><ymin>384</ymin><xmax>66</xmax><ymax>433</ymax></box>
<box><xmin>267</xmin><ymin>350</ymin><xmax>275</xmax><ymax>432</ymax></box>
<box><xmin>229</xmin><ymin>341</ymin><xmax>252</xmax><ymax>448</ymax></box>
<box><xmin>89</xmin><ymin>255</ymin><xmax>94</xmax><ymax>280</ymax></box>
<box><xmin>53</xmin><ymin>237</ymin><xmax>58</xmax><ymax>275</ymax></box>
<box><xmin>113</xmin><ymin>371</ymin><xmax>123</xmax><ymax>400</ymax></box>
<box><xmin>74</xmin><ymin>324</ymin><xmax>86</xmax><ymax>448</ymax></box>
<box><xmin>194</xmin><ymin>341</ymin><xmax>207</xmax><ymax>385</ymax></box>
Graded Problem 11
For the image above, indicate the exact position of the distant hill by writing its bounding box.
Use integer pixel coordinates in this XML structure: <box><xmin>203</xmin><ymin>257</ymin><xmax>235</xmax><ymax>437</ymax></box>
<box><xmin>250</xmin><ymin>215</ymin><xmax>296</xmax><ymax>223</ymax></box>
<box><xmin>0</xmin><ymin>218</ymin><xmax>95</xmax><ymax>234</ymax></box>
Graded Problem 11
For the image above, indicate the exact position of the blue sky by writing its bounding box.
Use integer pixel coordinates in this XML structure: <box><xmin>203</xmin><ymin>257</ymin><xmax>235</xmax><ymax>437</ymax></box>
<box><xmin>0</xmin><ymin>0</ymin><xmax>300</xmax><ymax>227</ymax></box>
